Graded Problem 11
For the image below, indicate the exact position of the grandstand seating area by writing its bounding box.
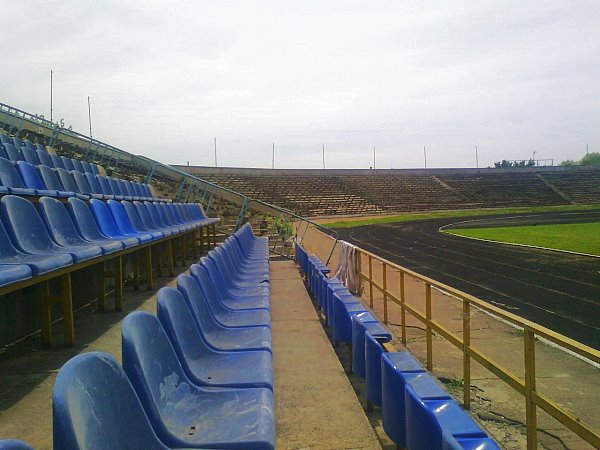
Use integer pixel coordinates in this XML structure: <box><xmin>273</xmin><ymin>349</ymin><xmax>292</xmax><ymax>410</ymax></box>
<box><xmin>296</xmin><ymin>246</ymin><xmax>500</xmax><ymax>450</ymax></box>
<box><xmin>181</xmin><ymin>167</ymin><xmax>600</xmax><ymax>217</ymax></box>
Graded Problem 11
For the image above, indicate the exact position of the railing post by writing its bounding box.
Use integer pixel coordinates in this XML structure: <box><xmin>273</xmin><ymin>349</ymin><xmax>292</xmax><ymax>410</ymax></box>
<box><xmin>399</xmin><ymin>270</ymin><xmax>406</xmax><ymax>345</ymax></box>
<box><xmin>524</xmin><ymin>328</ymin><xmax>538</xmax><ymax>450</ymax></box>
<box><xmin>425</xmin><ymin>283</ymin><xmax>433</xmax><ymax>371</ymax></box>
<box><xmin>356</xmin><ymin>250</ymin><xmax>363</xmax><ymax>295</ymax></box>
<box><xmin>463</xmin><ymin>301</ymin><xmax>471</xmax><ymax>409</ymax></box>
<box><xmin>368</xmin><ymin>255</ymin><xmax>373</xmax><ymax>308</ymax></box>
<box><xmin>383</xmin><ymin>262</ymin><xmax>388</xmax><ymax>324</ymax></box>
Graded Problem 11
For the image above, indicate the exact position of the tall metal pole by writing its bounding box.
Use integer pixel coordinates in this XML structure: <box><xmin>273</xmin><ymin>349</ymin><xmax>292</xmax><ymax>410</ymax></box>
<box><xmin>272</xmin><ymin>142</ymin><xmax>275</xmax><ymax>169</ymax></box>
<box><xmin>214</xmin><ymin>137</ymin><xmax>217</xmax><ymax>167</ymax></box>
<box><xmin>87</xmin><ymin>96</ymin><xmax>93</xmax><ymax>138</ymax></box>
<box><xmin>322</xmin><ymin>144</ymin><xmax>325</xmax><ymax>169</ymax></box>
<box><xmin>475</xmin><ymin>145</ymin><xmax>479</xmax><ymax>169</ymax></box>
<box><xmin>373</xmin><ymin>146</ymin><xmax>376</xmax><ymax>169</ymax></box>
<box><xmin>424</xmin><ymin>146</ymin><xmax>427</xmax><ymax>168</ymax></box>
<box><xmin>50</xmin><ymin>70</ymin><xmax>53</xmax><ymax>123</ymax></box>
<box><xmin>587</xmin><ymin>143</ymin><xmax>589</xmax><ymax>155</ymax></box>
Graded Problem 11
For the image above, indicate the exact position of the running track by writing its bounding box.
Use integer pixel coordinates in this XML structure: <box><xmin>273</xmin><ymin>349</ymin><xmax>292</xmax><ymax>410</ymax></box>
<box><xmin>337</xmin><ymin>211</ymin><xmax>600</xmax><ymax>349</ymax></box>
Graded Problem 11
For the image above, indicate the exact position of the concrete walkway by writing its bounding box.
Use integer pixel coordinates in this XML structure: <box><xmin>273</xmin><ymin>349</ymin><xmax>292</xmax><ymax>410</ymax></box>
<box><xmin>270</xmin><ymin>260</ymin><xmax>381</xmax><ymax>450</ymax></box>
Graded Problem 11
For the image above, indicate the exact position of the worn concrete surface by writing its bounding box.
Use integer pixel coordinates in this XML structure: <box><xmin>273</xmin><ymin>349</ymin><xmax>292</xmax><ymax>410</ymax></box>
<box><xmin>270</xmin><ymin>260</ymin><xmax>381</xmax><ymax>450</ymax></box>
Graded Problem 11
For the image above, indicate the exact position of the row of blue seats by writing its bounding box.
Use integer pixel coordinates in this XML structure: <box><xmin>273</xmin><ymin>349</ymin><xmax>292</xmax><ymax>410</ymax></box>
<box><xmin>0</xmin><ymin>195</ymin><xmax>216</xmax><ymax>287</ymax></box>
<box><xmin>296</xmin><ymin>246</ymin><xmax>500</xmax><ymax>450</ymax></box>
<box><xmin>0</xmin><ymin>141</ymin><xmax>102</xmax><ymax>177</ymax></box>
<box><xmin>0</xmin><ymin>133</ymin><xmax>45</xmax><ymax>152</ymax></box>
<box><xmin>51</xmin><ymin>225</ymin><xmax>275</xmax><ymax>449</ymax></box>
<box><xmin>0</xmin><ymin>157</ymin><xmax>161</xmax><ymax>202</ymax></box>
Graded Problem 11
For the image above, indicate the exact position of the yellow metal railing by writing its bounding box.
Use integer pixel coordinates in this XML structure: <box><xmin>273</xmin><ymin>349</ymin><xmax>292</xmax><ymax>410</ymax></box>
<box><xmin>354</xmin><ymin>247</ymin><xmax>600</xmax><ymax>450</ymax></box>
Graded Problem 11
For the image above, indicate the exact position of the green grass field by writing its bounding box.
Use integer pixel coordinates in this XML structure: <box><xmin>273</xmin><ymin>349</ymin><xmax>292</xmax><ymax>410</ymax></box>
<box><xmin>445</xmin><ymin>222</ymin><xmax>600</xmax><ymax>256</ymax></box>
<box><xmin>325</xmin><ymin>204</ymin><xmax>600</xmax><ymax>229</ymax></box>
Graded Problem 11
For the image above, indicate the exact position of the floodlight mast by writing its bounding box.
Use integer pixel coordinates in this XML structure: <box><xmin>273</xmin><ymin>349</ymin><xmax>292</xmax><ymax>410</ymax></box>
<box><xmin>50</xmin><ymin>70</ymin><xmax>53</xmax><ymax>123</ymax></box>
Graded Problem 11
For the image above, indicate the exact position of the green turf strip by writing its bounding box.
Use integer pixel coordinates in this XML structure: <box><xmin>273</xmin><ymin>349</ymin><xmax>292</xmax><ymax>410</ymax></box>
<box><xmin>325</xmin><ymin>204</ymin><xmax>600</xmax><ymax>229</ymax></box>
<box><xmin>445</xmin><ymin>222</ymin><xmax>600</xmax><ymax>256</ymax></box>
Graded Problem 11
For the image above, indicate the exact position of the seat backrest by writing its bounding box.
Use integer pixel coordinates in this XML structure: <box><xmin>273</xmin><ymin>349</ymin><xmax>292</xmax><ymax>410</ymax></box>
<box><xmin>71</xmin><ymin>158</ymin><xmax>84</xmax><ymax>173</ymax></box>
<box><xmin>72</xmin><ymin>170</ymin><xmax>93</xmax><ymax>194</ymax></box>
<box><xmin>53</xmin><ymin>352</ymin><xmax>170</xmax><ymax>450</ymax></box>
<box><xmin>36</xmin><ymin>149</ymin><xmax>54</xmax><ymax>167</ymax></box>
<box><xmin>38</xmin><ymin>165</ymin><xmax>66</xmax><ymax>191</ymax></box>
<box><xmin>157</xmin><ymin>287</ymin><xmax>214</xmax><ymax>373</ymax></box>
<box><xmin>142</xmin><ymin>183</ymin><xmax>153</xmax><ymax>198</ymax></box>
<box><xmin>56</xmin><ymin>168</ymin><xmax>81</xmax><ymax>193</ymax></box>
<box><xmin>38</xmin><ymin>196</ymin><xmax>88</xmax><ymax>246</ymax></box>
<box><xmin>0</xmin><ymin>439</ymin><xmax>35</xmax><ymax>450</ymax></box>
<box><xmin>90</xmin><ymin>198</ymin><xmax>123</xmax><ymax>238</ymax></box>
<box><xmin>189</xmin><ymin>262</ymin><xmax>226</xmax><ymax>304</ymax></box>
<box><xmin>60</xmin><ymin>156</ymin><xmax>74</xmax><ymax>171</ymax></box>
<box><xmin>0</xmin><ymin>146</ymin><xmax>7</xmax><ymax>160</ymax></box>
<box><xmin>35</xmin><ymin>142</ymin><xmax>47</xmax><ymax>152</ymax></box>
<box><xmin>81</xmin><ymin>160</ymin><xmax>93</xmax><ymax>174</ymax></box>
<box><xmin>121</xmin><ymin>311</ymin><xmax>197</xmax><ymax>445</ymax></box>
<box><xmin>0</xmin><ymin>195</ymin><xmax>60</xmax><ymax>254</ymax></box>
<box><xmin>90</xmin><ymin>163</ymin><xmax>100</xmax><ymax>175</ymax></box>
<box><xmin>123</xmin><ymin>180</ymin><xmax>137</xmax><ymax>197</ymax></box>
<box><xmin>0</xmin><ymin>217</ymin><xmax>22</xmax><ymax>259</ymax></box>
<box><xmin>107</xmin><ymin>199</ymin><xmax>137</xmax><ymax>235</ymax></box>
<box><xmin>67</xmin><ymin>197</ymin><xmax>107</xmax><ymax>241</ymax></box>
<box><xmin>0</xmin><ymin>134</ymin><xmax>10</xmax><ymax>144</ymax></box>
<box><xmin>21</xmin><ymin>147</ymin><xmax>40</xmax><ymax>166</ymax></box>
<box><xmin>144</xmin><ymin>202</ymin><xmax>166</xmax><ymax>227</ymax></box>
<box><xmin>134</xmin><ymin>201</ymin><xmax>158</xmax><ymax>229</ymax></box>
<box><xmin>84</xmin><ymin>172</ymin><xmax>102</xmax><ymax>193</ymax></box>
<box><xmin>50</xmin><ymin>153</ymin><xmax>65</xmax><ymax>169</ymax></box>
<box><xmin>121</xmin><ymin>201</ymin><xmax>149</xmax><ymax>232</ymax></box>
<box><xmin>132</xmin><ymin>182</ymin><xmax>145</xmax><ymax>197</ymax></box>
<box><xmin>0</xmin><ymin>157</ymin><xmax>27</xmax><ymax>189</ymax></box>
<box><xmin>16</xmin><ymin>161</ymin><xmax>48</xmax><ymax>191</ymax></box>
<box><xmin>11</xmin><ymin>137</ymin><xmax>23</xmax><ymax>148</ymax></box>
<box><xmin>107</xmin><ymin>177</ymin><xmax>124</xmax><ymax>196</ymax></box>
<box><xmin>159</xmin><ymin>203</ymin><xmax>177</xmax><ymax>225</ymax></box>
<box><xmin>176</xmin><ymin>273</ymin><xmax>219</xmax><ymax>333</ymax></box>
<box><xmin>3</xmin><ymin>143</ymin><xmax>23</xmax><ymax>162</ymax></box>
<box><xmin>23</xmin><ymin>139</ymin><xmax>35</xmax><ymax>150</ymax></box>
<box><xmin>117</xmin><ymin>179</ymin><xmax>132</xmax><ymax>197</ymax></box>
<box><xmin>96</xmin><ymin>174</ymin><xmax>114</xmax><ymax>195</ymax></box>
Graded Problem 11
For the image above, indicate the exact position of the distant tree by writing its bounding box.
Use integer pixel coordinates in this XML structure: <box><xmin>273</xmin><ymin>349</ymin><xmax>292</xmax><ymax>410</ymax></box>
<box><xmin>560</xmin><ymin>159</ymin><xmax>578</xmax><ymax>166</ymax></box>
<box><xmin>493</xmin><ymin>159</ymin><xmax>536</xmax><ymax>168</ymax></box>
<box><xmin>580</xmin><ymin>152</ymin><xmax>600</xmax><ymax>166</ymax></box>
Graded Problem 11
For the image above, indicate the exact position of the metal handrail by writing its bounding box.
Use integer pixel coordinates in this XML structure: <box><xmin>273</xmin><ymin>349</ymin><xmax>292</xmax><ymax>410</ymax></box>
<box><xmin>308</xmin><ymin>228</ymin><xmax>600</xmax><ymax>449</ymax></box>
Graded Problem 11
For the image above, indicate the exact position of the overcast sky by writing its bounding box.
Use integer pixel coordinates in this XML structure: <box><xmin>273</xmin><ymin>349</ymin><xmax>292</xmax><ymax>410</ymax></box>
<box><xmin>1</xmin><ymin>1</ymin><xmax>599</xmax><ymax>169</ymax></box>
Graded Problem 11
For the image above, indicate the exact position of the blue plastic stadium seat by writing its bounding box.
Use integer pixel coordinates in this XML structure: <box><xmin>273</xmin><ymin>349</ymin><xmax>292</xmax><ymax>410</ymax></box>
<box><xmin>53</xmin><ymin>352</ymin><xmax>172</xmax><ymax>450</ymax></box>
<box><xmin>71</xmin><ymin>170</ymin><xmax>105</xmax><ymax>198</ymax></box>
<box><xmin>144</xmin><ymin>201</ymin><xmax>183</xmax><ymax>233</ymax></box>
<box><xmin>20</xmin><ymin>147</ymin><xmax>40</xmax><ymax>166</ymax></box>
<box><xmin>36</xmin><ymin>165</ymin><xmax>79</xmax><ymax>198</ymax></box>
<box><xmin>66</xmin><ymin>198</ymin><xmax>125</xmax><ymax>254</ymax></box>
<box><xmin>50</xmin><ymin>153</ymin><xmax>64</xmax><ymax>169</ymax></box>
<box><xmin>121</xmin><ymin>201</ymin><xmax>163</xmax><ymax>239</ymax></box>
<box><xmin>0</xmin><ymin>439</ymin><xmax>35</xmax><ymax>450</ymax></box>
<box><xmin>11</xmin><ymin>137</ymin><xmax>24</xmax><ymax>148</ymax></box>
<box><xmin>16</xmin><ymin>161</ymin><xmax>62</xmax><ymax>197</ymax></box>
<box><xmin>365</xmin><ymin>331</ymin><xmax>386</xmax><ymax>407</ymax></box>
<box><xmin>3</xmin><ymin>143</ymin><xmax>24</xmax><ymax>162</ymax></box>
<box><xmin>157</xmin><ymin>287</ymin><xmax>274</xmax><ymax>390</ymax></box>
<box><xmin>352</xmin><ymin>312</ymin><xmax>391</xmax><ymax>377</ymax></box>
<box><xmin>35</xmin><ymin>142</ymin><xmax>47</xmax><ymax>152</ymax></box>
<box><xmin>0</xmin><ymin>195</ymin><xmax>76</xmax><ymax>270</ymax></box>
<box><xmin>122</xmin><ymin>311</ymin><xmax>276</xmax><ymax>450</ymax></box>
<box><xmin>133</xmin><ymin>201</ymin><xmax>173</xmax><ymax>236</ymax></box>
<box><xmin>0</xmin><ymin>264</ymin><xmax>32</xmax><ymax>287</ymax></box>
<box><xmin>90</xmin><ymin>163</ymin><xmax>100</xmax><ymax>176</ymax></box>
<box><xmin>0</xmin><ymin>211</ymin><xmax>72</xmax><ymax>275</ymax></box>
<box><xmin>106</xmin><ymin>199</ymin><xmax>154</xmax><ymax>243</ymax></box>
<box><xmin>60</xmin><ymin>156</ymin><xmax>74</xmax><ymax>171</ymax></box>
<box><xmin>177</xmin><ymin>273</ymin><xmax>272</xmax><ymax>353</ymax></box>
<box><xmin>186</xmin><ymin>263</ymin><xmax>270</xmax><ymax>328</ymax></box>
<box><xmin>88</xmin><ymin>199</ymin><xmax>140</xmax><ymax>247</ymax></box>
<box><xmin>36</xmin><ymin>149</ymin><xmax>54</xmax><ymax>167</ymax></box>
<box><xmin>80</xmin><ymin>160</ymin><xmax>93</xmax><ymax>174</ymax></box>
<box><xmin>55</xmin><ymin>168</ymin><xmax>89</xmax><ymax>199</ymax></box>
<box><xmin>405</xmin><ymin>384</ymin><xmax>487</xmax><ymax>450</ymax></box>
<box><xmin>159</xmin><ymin>203</ymin><xmax>191</xmax><ymax>230</ymax></box>
<box><xmin>108</xmin><ymin>177</ymin><xmax>128</xmax><ymax>199</ymax></box>
<box><xmin>37</xmin><ymin>197</ymin><xmax>103</xmax><ymax>262</ymax></box>
<box><xmin>0</xmin><ymin>134</ymin><xmax>11</xmax><ymax>145</ymax></box>
<box><xmin>0</xmin><ymin>158</ymin><xmax>36</xmax><ymax>196</ymax></box>
<box><xmin>209</xmin><ymin>247</ymin><xmax>269</xmax><ymax>286</ymax></box>
<box><xmin>332</xmin><ymin>292</ymin><xmax>367</xmax><ymax>343</ymax></box>
<box><xmin>84</xmin><ymin>172</ymin><xmax>113</xmax><ymax>199</ymax></box>
<box><xmin>201</xmin><ymin>255</ymin><xmax>270</xmax><ymax>300</ymax></box>
<box><xmin>123</xmin><ymin>180</ymin><xmax>140</xmax><ymax>199</ymax></box>
<box><xmin>23</xmin><ymin>139</ymin><xmax>35</xmax><ymax>150</ymax></box>
<box><xmin>132</xmin><ymin>182</ymin><xmax>148</xmax><ymax>199</ymax></box>
<box><xmin>190</xmin><ymin>261</ymin><xmax>270</xmax><ymax>310</ymax></box>
<box><xmin>443</xmin><ymin>432</ymin><xmax>501</xmax><ymax>450</ymax></box>
<box><xmin>96</xmin><ymin>174</ymin><xmax>122</xmax><ymax>199</ymax></box>
<box><xmin>0</xmin><ymin>146</ymin><xmax>8</xmax><ymax>161</ymax></box>
<box><xmin>71</xmin><ymin>158</ymin><xmax>84</xmax><ymax>173</ymax></box>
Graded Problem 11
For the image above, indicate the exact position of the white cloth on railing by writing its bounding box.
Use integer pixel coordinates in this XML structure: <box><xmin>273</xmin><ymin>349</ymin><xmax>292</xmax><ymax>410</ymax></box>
<box><xmin>334</xmin><ymin>240</ymin><xmax>359</xmax><ymax>294</ymax></box>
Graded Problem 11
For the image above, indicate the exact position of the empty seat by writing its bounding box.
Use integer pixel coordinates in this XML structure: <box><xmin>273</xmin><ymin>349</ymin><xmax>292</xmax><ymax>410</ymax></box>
<box><xmin>60</xmin><ymin>156</ymin><xmax>75</xmax><ymax>171</ymax></box>
<box><xmin>36</xmin><ymin>149</ymin><xmax>54</xmax><ymax>167</ymax></box>
<box><xmin>352</xmin><ymin>312</ymin><xmax>391</xmax><ymax>377</ymax></box>
<box><xmin>88</xmin><ymin>199</ymin><xmax>142</xmax><ymax>246</ymax></box>
<box><xmin>0</xmin><ymin>439</ymin><xmax>35</xmax><ymax>450</ymax></box>
<box><xmin>365</xmin><ymin>331</ymin><xmax>386</xmax><ymax>407</ymax></box>
<box><xmin>157</xmin><ymin>287</ymin><xmax>274</xmax><ymax>390</ymax></box>
<box><xmin>50</xmin><ymin>153</ymin><xmax>64</xmax><ymax>169</ymax></box>
<box><xmin>3</xmin><ymin>143</ymin><xmax>24</xmax><ymax>162</ymax></box>
<box><xmin>121</xmin><ymin>201</ymin><xmax>163</xmax><ymax>239</ymax></box>
<box><xmin>0</xmin><ymin>157</ymin><xmax>36</xmax><ymax>195</ymax></box>
<box><xmin>0</xmin><ymin>134</ymin><xmax>11</xmax><ymax>145</ymax></box>
<box><xmin>23</xmin><ymin>139</ymin><xmax>35</xmax><ymax>150</ymax></box>
<box><xmin>0</xmin><ymin>195</ymin><xmax>79</xmax><ymax>265</ymax></box>
<box><xmin>123</xmin><ymin>180</ymin><xmax>140</xmax><ymax>199</ymax></box>
<box><xmin>89</xmin><ymin>163</ymin><xmax>100</xmax><ymax>175</ymax></box>
<box><xmin>106</xmin><ymin>199</ymin><xmax>154</xmax><ymax>243</ymax></box>
<box><xmin>0</xmin><ymin>210</ymin><xmax>72</xmax><ymax>275</ymax></box>
<box><xmin>96</xmin><ymin>174</ymin><xmax>122</xmax><ymax>199</ymax></box>
<box><xmin>133</xmin><ymin>201</ymin><xmax>173</xmax><ymax>236</ymax></box>
<box><xmin>0</xmin><ymin>264</ymin><xmax>32</xmax><ymax>287</ymax></box>
<box><xmin>35</xmin><ymin>142</ymin><xmax>47</xmax><ymax>152</ymax></box>
<box><xmin>71</xmin><ymin>170</ymin><xmax>105</xmax><ymax>199</ymax></box>
<box><xmin>20</xmin><ymin>147</ymin><xmax>40</xmax><ymax>166</ymax></box>
<box><xmin>201</xmin><ymin>256</ymin><xmax>270</xmax><ymax>302</ymax></box>
<box><xmin>84</xmin><ymin>172</ymin><xmax>113</xmax><ymax>198</ymax></box>
<box><xmin>443</xmin><ymin>432</ymin><xmax>501</xmax><ymax>450</ymax></box>
<box><xmin>16</xmin><ymin>161</ymin><xmax>64</xmax><ymax>197</ymax></box>
<box><xmin>37</xmin><ymin>165</ymin><xmax>80</xmax><ymax>198</ymax></box>
<box><xmin>71</xmin><ymin>158</ymin><xmax>84</xmax><ymax>173</ymax></box>
<box><xmin>108</xmin><ymin>177</ymin><xmax>129</xmax><ymax>199</ymax></box>
<box><xmin>122</xmin><ymin>311</ymin><xmax>276</xmax><ymax>450</ymax></box>
<box><xmin>37</xmin><ymin>197</ymin><xmax>103</xmax><ymax>261</ymax></box>
<box><xmin>53</xmin><ymin>352</ymin><xmax>173</xmax><ymax>450</ymax></box>
<box><xmin>80</xmin><ymin>160</ymin><xmax>93</xmax><ymax>174</ymax></box>
<box><xmin>11</xmin><ymin>137</ymin><xmax>24</xmax><ymax>148</ymax></box>
<box><xmin>65</xmin><ymin>198</ymin><xmax>125</xmax><ymax>254</ymax></box>
<box><xmin>55</xmin><ymin>168</ymin><xmax>89</xmax><ymax>199</ymax></box>
<box><xmin>177</xmin><ymin>273</ymin><xmax>272</xmax><ymax>353</ymax></box>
